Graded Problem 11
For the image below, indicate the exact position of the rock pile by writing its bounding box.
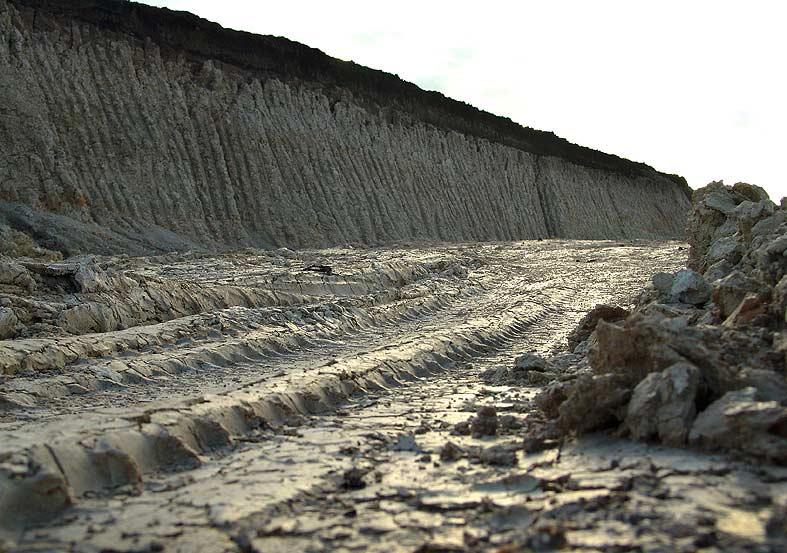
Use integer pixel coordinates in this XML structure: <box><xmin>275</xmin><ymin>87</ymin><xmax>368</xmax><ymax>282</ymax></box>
<box><xmin>531</xmin><ymin>182</ymin><xmax>787</xmax><ymax>462</ymax></box>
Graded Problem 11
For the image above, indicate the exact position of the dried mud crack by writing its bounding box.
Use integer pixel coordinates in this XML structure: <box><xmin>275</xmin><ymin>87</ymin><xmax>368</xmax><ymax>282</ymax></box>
<box><xmin>2</xmin><ymin>241</ymin><xmax>785</xmax><ymax>552</ymax></box>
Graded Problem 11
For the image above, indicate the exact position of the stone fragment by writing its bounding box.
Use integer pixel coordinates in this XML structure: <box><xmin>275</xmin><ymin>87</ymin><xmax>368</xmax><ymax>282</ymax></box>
<box><xmin>689</xmin><ymin>387</ymin><xmax>787</xmax><ymax>462</ymax></box>
<box><xmin>703</xmin><ymin>259</ymin><xmax>734</xmax><ymax>283</ymax></box>
<box><xmin>57</xmin><ymin>303</ymin><xmax>118</xmax><ymax>334</ymax></box>
<box><xmin>566</xmin><ymin>304</ymin><xmax>629</xmax><ymax>352</ymax></box>
<box><xmin>687</xmin><ymin>182</ymin><xmax>738</xmax><ymax>271</ymax></box>
<box><xmin>534</xmin><ymin>381</ymin><xmax>571</xmax><ymax>420</ymax></box>
<box><xmin>752</xmin><ymin>210</ymin><xmax>787</xmax><ymax>239</ymax></box>
<box><xmin>392</xmin><ymin>432</ymin><xmax>419</xmax><ymax>452</ymax></box>
<box><xmin>0</xmin><ymin>261</ymin><xmax>36</xmax><ymax>292</ymax></box>
<box><xmin>481</xmin><ymin>353</ymin><xmax>556</xmax><ymax>386</ymax></box>
<box><xmin>705</xmin><ymin>235</ymin><xmax>743</xmax><ymax>267</ymax></box>
<box><xmin>737</xmin><ymin>368</ymin><xmax>787</xmax><ymax>404</ymax></box>
<box><xmin>712</xmin><ymin>271</ymin><xmax>763</xmax><ymax>318</ymax></box>
<box><xmin>590</xmin><ymin>315</ymin><xmax>688</xmax><ymax>386</ymax></box>
<box><xmin>74</xmin><ymin>260</ymin><xmax>111</xmax><ymax>293</ymax></box>
<box><xmin>476</xmin><ymin>445</ymin><xmax>517</xmax><ymax>467</ymax></box>
<box><xmin>513</xmin><ymin>352</ymin><xmax>548</xmax><ymax>372</ymax></box>
<box><xmin>723</xmin><ymin>293</ymin><xmax>767</xmax><ymax>327</ymax></box>
<box><xmin>341</xmin><ymin>468</ymin><xmax>367</xmax><ymax>490</ymax></box>
<box><xmin>732</xmin><ymin>182</ymin><xmax>771</xmax><ymax>203</ymax></box>
<box><xmin>669</xmin><ymin>269</ymin><xmax>711</xmax><ymax>305</ymax></box>
<box><xmin>556</xmin><ymin>374</ymin><xmax>630</xmax><ymax>434</ymax></box>
<box><xmin>735</xmin><ymin>199</ymin><xmax>775</xmax><ymax>240</ymax></box>
<box><xmin>471</xmin><ymin>406</ymin><xmax>498</xmax><ymax>437</ymax></box>
<box><xmin>652</xmin><ymin>272</ymin><xmax>674</xmax><ymax>295</ymax></box>
<box><xmin>624</xmin><ymin>362</ymin><xmax>700</xmax><ymax>446</ymax></box>
<box><xmin>439</xmin><ymin>441</ymin><xmax>464</xmax><ymax>463</ymax></box>
<box><xmin>0</xmin><ymin>307</ymin><xmax>18</xmax><ymax>339</ymax></box>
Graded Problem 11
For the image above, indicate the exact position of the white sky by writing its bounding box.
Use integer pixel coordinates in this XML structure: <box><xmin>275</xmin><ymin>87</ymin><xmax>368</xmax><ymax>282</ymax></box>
<box><xmin>139</xmin><ymin>0</ymin><xmax>786</xmax><ymax>201</ymax></box>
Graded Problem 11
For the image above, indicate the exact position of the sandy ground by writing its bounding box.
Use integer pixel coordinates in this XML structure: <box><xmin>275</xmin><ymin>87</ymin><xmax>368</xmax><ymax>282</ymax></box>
<box><xmin>2</xmin><ymin>240</ymin><xmax>785</xmax><ymax>552</ymax></box>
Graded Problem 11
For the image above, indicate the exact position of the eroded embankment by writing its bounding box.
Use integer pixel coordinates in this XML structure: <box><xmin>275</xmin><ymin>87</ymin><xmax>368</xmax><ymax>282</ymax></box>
<box><xmin>0</xmin><ymin>0</ymin><xmax>689</xmax><ymax>255</ymax></box>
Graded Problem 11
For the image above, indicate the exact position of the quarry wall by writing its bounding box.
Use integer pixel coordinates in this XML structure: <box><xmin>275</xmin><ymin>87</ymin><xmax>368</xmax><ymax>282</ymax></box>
<box><xmin>0</xmin><ymin>0</ymin><xmax>691</xmax><ymax>254</ymax></box>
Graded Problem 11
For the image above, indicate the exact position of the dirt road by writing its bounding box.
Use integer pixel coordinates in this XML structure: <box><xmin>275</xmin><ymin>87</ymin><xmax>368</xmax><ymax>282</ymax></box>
<box><xmin>2</xmin><ymin>241</ymin><xmax>785</xmax><ymax>552</ymax></box>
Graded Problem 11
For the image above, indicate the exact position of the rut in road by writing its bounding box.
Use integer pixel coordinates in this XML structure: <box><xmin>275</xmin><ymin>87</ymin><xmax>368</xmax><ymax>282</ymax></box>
<box><xmin>1</xmin><ymin>240</ymin><xmax>687</xmax><ymax>550</ymax></box>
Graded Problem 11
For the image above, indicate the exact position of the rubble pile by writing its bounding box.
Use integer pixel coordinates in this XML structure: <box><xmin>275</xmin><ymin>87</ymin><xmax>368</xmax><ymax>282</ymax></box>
<box><xmin>530</xmin><ymin>182</ymin><xmax>787</xmax><ymax>461</ymax></box>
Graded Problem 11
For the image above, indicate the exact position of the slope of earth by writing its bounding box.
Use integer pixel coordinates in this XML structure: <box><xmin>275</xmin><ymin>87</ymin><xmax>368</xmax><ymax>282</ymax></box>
<box><xmin>0</xmin><ymin>0</ymin><xmax>690</xmax><ymax>255</ymax></box>
<box><xmin>2</xmin><ymin>240</ymin><xmax>784</xmax><ymax>552</ymax></box>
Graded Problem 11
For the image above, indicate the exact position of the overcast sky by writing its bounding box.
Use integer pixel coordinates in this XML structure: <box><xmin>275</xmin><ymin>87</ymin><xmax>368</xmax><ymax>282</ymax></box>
<box><xmin>140</xmin><ymin>0</ymin><xmax>786</xmax><ymax>201</ymax></box>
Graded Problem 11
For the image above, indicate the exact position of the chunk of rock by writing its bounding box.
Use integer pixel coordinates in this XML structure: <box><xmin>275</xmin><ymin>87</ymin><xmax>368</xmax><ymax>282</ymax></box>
<box><xmin>57</xmin><ymin>303</ymin><xmax>118</xmax><ymax>334</ymax></box>
<box><xmin>723</xmin><ymin>293</ymin><xmax>768</xmax><ymax>327</ymax></box>
<box><xmin>624</xmin><ymin>362</ymin><xmax>700</xmax><ymax>446</ymax></box>
<box><xmin>342</xmin><ymin>468</ymin><xmax>367</xmax><ymax>490</ymax></box>
<box><xmin>74</xmin><ymin>260</ymin><xmax>111</xmax><ymax>293</ymax></box>
<box><xmin>712</xmin><ymin>271</ymin><xmax>763</xmax><ymax>318</ymax></box>
<box><xmin>392</xmin><ymin>432</ymin><xmax>419</xmax><ymax>452</ymax></box>
<box><xmin>480</xmin><ymin>353</ymin><xmax>554</xmax><ymax>386</ymax></box>
<box><xmin>652</xmin><ymin>272</ymin><xmax>674</xmax><ymax>295</ymax></box>
<box><xmin>689</xmin><ymin>387</ymin><xmax>787</xmax><ymax>462</ymax></box>
<box><xmin>534</xmin><ymin>381</ymin><xmax>571</xmax><ymax>420</ymax></box>
<box><xmin>705</xmin><ymin>235</ymin><xmax>743</xmax><ymax>267</ymax></box>
<box><xmin>556</xmin><ymin>374</ymin><xmax>631</xmax><ymax>434</ymax></box>
<box><xmin>471</xmin><ymin>406</ymin><xmax>498</xmax><ymax>437</ymax></box>
<box><xmin>703</xmin><ymin>259</ymin><xmax>734</xmax><ymax>283</ymax></box>
<box><xmin>737</xmin><ymin>368</ymin><xmax>787</xmax><ymax>404</ymax></box>
<box><xmin>0</xmin><ymin>262</ymin><xmax>36</xmax><ymax>293</ymax></box>
<box><xmin>475</xmin><ymin>445</ymin><xmax>517</xmax><ymax>467</ymax></box>
<box><xmin>735</xmin><ymin>199</ymin><xmax>775</xmax><ymax>240</ymax></box>
<box><xmin>688</xmin><ymin>182</ymin><xmax>738</xmax><ymax>271</ymax></box>
<box><xmin>566</xmin><ymin>305</ymin><xmax>630</xmax><ymax>353</ymax></box>
<box><xmin>0</xmin><ymin>307</ymin><xmax>19</xmax><ymax>339</ymax></box>
<box><xmin>590</xmin><ymin>315</ymin><xmax>690</xmax><ymax>386</ymax></box>
<box><xmin>514</xmin><ymin>352</ymin><xmax>548</xmax><ymax>371</ymax></box>
<box><xmin>439</xmin><ymin>441</ymin><xmax>464</xmax><ymax>463</ymax></box>
<box><xmin>669</xmin><ymin>269</ymin><xmax>711</xmax><ymax>305</ymax></box>
<box><xmin>752</xmin><ymin>210</ymin><xmax>787</xmax><ymax>239</ymax></box>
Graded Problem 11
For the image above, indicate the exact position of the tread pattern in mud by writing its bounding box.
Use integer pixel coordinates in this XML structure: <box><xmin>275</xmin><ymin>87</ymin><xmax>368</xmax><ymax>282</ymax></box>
<box><xmin>0</xmin><ymin>240</ymin><xmax>708</xmax><ymax>551</ymax></box>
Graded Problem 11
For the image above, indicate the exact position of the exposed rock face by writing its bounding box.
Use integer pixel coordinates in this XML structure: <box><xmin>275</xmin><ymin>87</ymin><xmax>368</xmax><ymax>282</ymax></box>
<box><xmin>0</xmin><ymin>0</ymin><xmax>690</xmax><ymax>254</ymax></box>
<box><xmin>531</xmin><ymin>182</ymin><xmax>787</xmax><ymax>461</ymax></box>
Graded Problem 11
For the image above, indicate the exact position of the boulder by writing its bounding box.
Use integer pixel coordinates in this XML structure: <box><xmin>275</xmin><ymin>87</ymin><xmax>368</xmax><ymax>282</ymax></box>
<box><xmin>514</xmin><ymin>352</ymin><xmax>549</xmax><ymax>372</ymax></box>
<box><xmin>737</xmin><ymin>368</ymin><xmax>787</xmax><ymax>404</ymax></box>
<box><xmin>731</xmin><ymin>182</ymin><xmax>771</xmax><ymax>203</ymax></box>
<box><xmin>624</xmin><ymin>362</ymin><xmax>700</xmax><ymax>446</ymax></box>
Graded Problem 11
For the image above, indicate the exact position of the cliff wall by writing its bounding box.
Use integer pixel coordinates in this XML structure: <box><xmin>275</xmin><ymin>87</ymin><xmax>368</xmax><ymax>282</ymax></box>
<box><xmin>0</xmin><ymin>0</ymin><xmax>691</xmax><ymax>254</ymax></box>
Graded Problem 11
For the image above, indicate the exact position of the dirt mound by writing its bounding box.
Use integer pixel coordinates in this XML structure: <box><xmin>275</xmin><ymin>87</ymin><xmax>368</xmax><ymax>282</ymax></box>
<box><xmin>530</xmin><ymin>182</ymin><xmax>787</xmax><ymax>462</ymax></box>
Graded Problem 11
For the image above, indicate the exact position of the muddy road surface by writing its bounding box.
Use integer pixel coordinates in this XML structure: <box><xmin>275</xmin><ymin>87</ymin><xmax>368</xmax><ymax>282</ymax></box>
<box><xmin>2</xmin><ymin>240</ymin><xmax>785</xmax><ymax>552</ymax></box>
